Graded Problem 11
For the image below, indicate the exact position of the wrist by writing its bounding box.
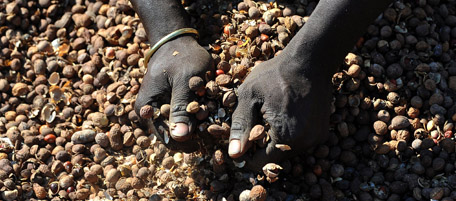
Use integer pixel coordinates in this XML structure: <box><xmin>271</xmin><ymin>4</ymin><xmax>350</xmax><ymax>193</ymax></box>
<box><xmin>145</xmin><ymin>29</ymin><xmax>199</xmax><ymax>67</ymax></box>
<box><xmin>147</xmin><ymin>35</ymin><xmax>199</xmax><ymax>65</ymax></box>
<box><xmin>131</xmin><ymin>0</ymin><xmax>190</xmax><ymax>44</ymax></box>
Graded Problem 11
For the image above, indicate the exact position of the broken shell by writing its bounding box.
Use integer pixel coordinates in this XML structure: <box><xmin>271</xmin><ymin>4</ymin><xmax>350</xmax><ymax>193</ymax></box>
<box><xmin>249</xmin><ymin>125</ymin><xmax>266</xmax><ymax>141</ymax></box>
<box><xmin>275</xmin><ymin>144</ymin><xmax>291</xmax><ymax>151</ymax></box>
<box><xmin>262</xmin><ymin>163</ymin><xmax>283</xmax><ymax>178</ymax></box>
<box><xmin>41</xmin><ymin>103</ymin><xmax>56</xmax><ymax>123</ymax></box>
<box><xmin>49</xmin><ymin>86</ymin><xmax>64</xmax><ymax>103</ymax></box>
<box><xmin>48</xmin><ymin>72</ymin><xmax>60</xmax><ymax>85</ymax></box>
<box><xmin>174</xmin><ymin>152</ymin><xmax>183</xmax><ymax>163</ymax></box>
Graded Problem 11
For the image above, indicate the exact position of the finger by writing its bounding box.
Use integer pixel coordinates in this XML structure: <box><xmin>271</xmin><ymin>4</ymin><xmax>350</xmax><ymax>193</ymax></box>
<box><xmin>229</xmin><ymin>96</ymin><xmax>259</xmax><ymax>158</ymax></box>
<box><xmin>169</xmin><ymin>77</ymin><xmax>194</xmax><ymax>142</ymax></box>
<box><xmin>134</xmin><ymin>71</ymin><xmax>170</xmax><ymax>116</ymax></box>
<box><xmin>156</xmin><ymin>117</ymin><xmax>200</xmax><ymax>152</ymax></box>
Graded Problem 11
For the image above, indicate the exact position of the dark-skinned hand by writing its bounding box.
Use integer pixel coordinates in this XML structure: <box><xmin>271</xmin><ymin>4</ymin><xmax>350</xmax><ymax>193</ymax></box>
<box><xmin>134</xmin><ymin>36</ymin><xmax>212</xmax><ymax>151</ymax></box>
<box><xmin>228</xmin><ymin>53</ymin><xmax>331</xmax><ymax>171</ymax></box>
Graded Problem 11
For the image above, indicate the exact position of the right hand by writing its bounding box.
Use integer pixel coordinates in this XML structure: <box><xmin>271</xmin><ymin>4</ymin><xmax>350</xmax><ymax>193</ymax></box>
<box><xmin>228</xmin><ymin>54</ymin><xmax>331</xmax><ymax>171</ymax></box>
<box><xmin>135</xmin><ymin>36</ymin><xmax>212</xmax><ymax>145</ymax></box>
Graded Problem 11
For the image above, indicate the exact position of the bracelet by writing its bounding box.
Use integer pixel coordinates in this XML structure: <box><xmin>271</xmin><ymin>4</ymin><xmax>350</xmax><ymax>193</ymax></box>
<box><xmin>143</xmin><ymin>28</ymin><xmax>199</xmax><ymax>67</ymax></box>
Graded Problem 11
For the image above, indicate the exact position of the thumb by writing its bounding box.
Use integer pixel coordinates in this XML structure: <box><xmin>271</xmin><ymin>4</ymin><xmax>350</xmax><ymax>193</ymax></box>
<box><xmin>229</xmin><ymin>97</ymin><xmax>259</xmax><ymax>158</ymax></box>
<box><xmin>169</xmin><ymin>81</ymin><xmax>194</xmax><ymax>142</ymax></box>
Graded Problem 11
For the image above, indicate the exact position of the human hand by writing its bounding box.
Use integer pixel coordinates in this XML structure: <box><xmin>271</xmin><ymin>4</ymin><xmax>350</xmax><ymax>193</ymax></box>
<box><xmin>228</xmin><ymin>54</ymin><xmax>331</xmax><ymax>171</ymax></box>
<box><xmin>135</xmin><ymin>36</ymin><xmax>212</xmax><ymax>147</ymax></box>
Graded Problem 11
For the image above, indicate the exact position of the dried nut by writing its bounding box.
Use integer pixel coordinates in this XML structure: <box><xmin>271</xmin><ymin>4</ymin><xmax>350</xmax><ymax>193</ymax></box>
<box><xmin>84</xmin><ymin>170</ymin><xmax>98</xmax><ymax>183</ymax></box>
<box><xmin>0</xmin><ymin>79</ymin><xmax>10</xmax><ymax>92</ymax></box>
<box><xmin>139</xmin><ymin>105</ymin><xmax>154</xmax><ymax>119</ymax></box>
<box><xmin>377</xmin><ymin>110</ymin><xmax>390</xmax><ymax>122</ymax></box>
<box><xmin>207</xmin><ymin>124</ymin><xmax>229</xmax><ymax>136</ymax></box>
<box><xmin>389</xmin><ymin>115</ymin><xmax>410</xmax><ymax>130</ymax></box>
<box><xmin>206</xmin><ymin>81</ymin><xmax>220</xmax><ymax>96</ymax></box>
<box><xmin>71</xmin><ymin>130</ymin><xmax>96</xmax><ymax>144</ymax></box>
<box><xmin>249</xmin><ymin>125</ymin><xmax>266</xmax><ymax>141</ymax></box>
<box><xmin>189</xmin><ymin>76</ymin><xmax>204</xmax><ymax>91</ymax></box>
<box><xmin>373</xmin><ymin>121</ymin><xmax>388</xmax><ymax>135</ymax></box>
<box><xmin>160</xmin><ymin>104</ymin><xmax>171</xmax><ymax>118</ymax></box>
<box><xmin>249</xmin><ymin>185</ymin><xmax>267</xmax><ymax>201</ymax></box>
<box><xmin>186</xmin><ymin>101</ymin><xmax>200</xmax><ymax>113</ymax></box>
<box><xmin>137</xmin><ymin>136</ymin><xmax>151</xmax><ymax>148</ymax></box>
<box><xmin>215</xmin><ymin>74</ymin><xmax>231</xmax><ymax>86</ymax></box>
<box><xmin>12</xmin><ymin>83</ymin><xmax>29</xmax><ymax>96</ymax></box>
<box><xmin>91</xmin><ymin>112</ymin><xmax>109</xmax><ymax>127</ymax></box>
<box><xmin>136</xmin><ymin>167</ymin><xmax>150</xmax><ymax>180</ymax></box>
<box><xmin>106</xmin><ymin>169</ymin><xmax>121</xmax><ymax>183</ymax></box>
<box><xmin>375</xmin><ymin>143</ymin><xmax>391</xmax><ymax>154</ymax></box>
<box><xmin>123</xmin><ymin>132</ymin><xmax>135</xmax><ymax>147</ymax></box>
<box><xmin>345</xmin><ymin>53</ymin><xmax>362</xmax><ymax>65</ymax></box>
<box><xmin>109</xmin><ymin>124</ymin><xmax>123</xmax><ymax>151</ymax></box>
<box><xmin>59</xmin><ymin>175</ymin><xmax>74</xmax><ymax>189</ymax></box>
<box><xmin>239</xmin><ymin>190</ymin><xmax>251</xmax><ymax>201</ymax></box>
<box><xmin>162</xmin><ymin>156</ymin><xmax>175</xmax><ymax>169</ymax></box>
<box><xmin>95</xmin><ymin>133</ymin><xmax>110</xmax><ymax>148</ymax></box>
<box><xmin>222</xmin><ymin>91</ymin><xmax>237</xmax><ymax>107</ymax></box>
<box><xmin>245</xmin><ymin>26</ymin><xmax>259</xmax><ymax>38</ymax></box>
<box><xmin>33</xmin><ymin>183</ymin><xmax>47</xmax><ymax>199</ymax></box>
<box><xmin>347</xmin><ymin>64</ymin><xmax>361</xmax><ymax>77</ymax></box>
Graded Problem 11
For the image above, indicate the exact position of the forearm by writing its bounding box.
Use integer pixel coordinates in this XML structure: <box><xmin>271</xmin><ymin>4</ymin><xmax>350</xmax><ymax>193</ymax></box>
<box><xmin>286</xmin><ymin>0</ymin><xmax>393</xmax><ymax>77</ymax></box>
<box><xmin>130</xmin><ymin>0</ymin><xmax>190</xmax><ymax>44</ymax></box>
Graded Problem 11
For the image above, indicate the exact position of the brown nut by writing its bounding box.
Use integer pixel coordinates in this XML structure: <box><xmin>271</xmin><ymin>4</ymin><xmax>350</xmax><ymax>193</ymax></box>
<box><xmin>160</xmin><ymin>104</ymin><xmax>171</xmax><ymax>118</ymax></box>
<box><xmin>249</xmin><ymin>125</ymin><xmax>266</xmax><ymax>141</ymax></box>
<box><xmin>139</xmin><ymin>105</ymin><xmax>154</xmax><ymax>119</ymax></box>
<box><xmin>373</xmin><ymin>121</ymin><xmax>388</xmax><ymax>135</ymax></box>
<box><xmin>249</xmin><ymin>185</ymin><xmax>267</xmax><ymax>201</ymax></box>
<box><xmin>186</xmin><ymin>101</ymin><xmax>200</xmax><ymax>114</ymax></box>
<box><xmin>188</xmin><ymin>76</ymin><xmax>204</xmax><ymax>91</ymax></box>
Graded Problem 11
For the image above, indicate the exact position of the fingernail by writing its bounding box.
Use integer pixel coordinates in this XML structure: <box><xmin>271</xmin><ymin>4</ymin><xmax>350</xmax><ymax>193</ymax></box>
<box><xmin>228</xmin><ymin>140</ymin><xmax>241</xmax><ymax>156</ymax></box>
<box><xmin>171</xmin><ymin>123</ymin><xmax>189</xmax><ymax>141</ymax></box>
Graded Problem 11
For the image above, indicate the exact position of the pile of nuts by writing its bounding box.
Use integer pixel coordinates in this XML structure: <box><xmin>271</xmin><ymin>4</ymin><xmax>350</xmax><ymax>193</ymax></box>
<box><xmin>2</xmin><ymin>0</ymin><xmax>456</xmax><ymax>200</ymax></box>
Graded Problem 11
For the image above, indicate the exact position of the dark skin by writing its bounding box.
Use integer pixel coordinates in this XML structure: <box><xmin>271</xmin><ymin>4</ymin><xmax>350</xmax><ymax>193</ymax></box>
<box><xmin>132</xmin><ymin>0</ymin><xmax>393</xmax><ymax>171</ymax></box>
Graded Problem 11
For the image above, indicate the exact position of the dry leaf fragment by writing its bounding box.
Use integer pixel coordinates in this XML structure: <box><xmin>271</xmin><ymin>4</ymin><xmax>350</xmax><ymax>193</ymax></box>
<box><xmin>275</xmin><ymin>144</ymin><xmax>291</xmax><ymax>151</ymax></box>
